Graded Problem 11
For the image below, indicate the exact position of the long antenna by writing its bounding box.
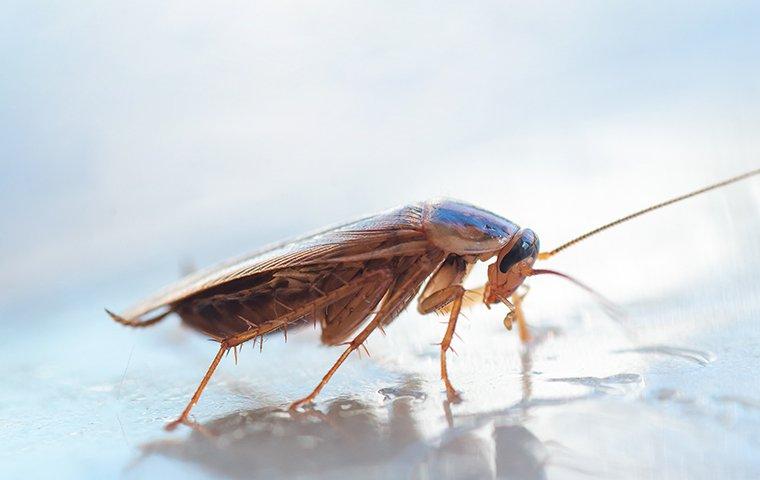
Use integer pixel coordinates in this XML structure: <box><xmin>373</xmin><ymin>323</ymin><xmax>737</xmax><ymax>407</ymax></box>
<box><xmin>529</xmin><ymin>268</ymin><xmax>624</xmax><ymax>319</ymax></box>
<box><xmin>539</xmin><ymin>167</ymin><xmax>760</xmax><ymax>260</ymax></box>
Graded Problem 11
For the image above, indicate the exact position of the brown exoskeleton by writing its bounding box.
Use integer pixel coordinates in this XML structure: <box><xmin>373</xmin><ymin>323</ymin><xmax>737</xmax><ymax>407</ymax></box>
<box><xmin>107</xmin><ymin>168</ymin><xmax>759</xmax><ymax>430</ymax></box>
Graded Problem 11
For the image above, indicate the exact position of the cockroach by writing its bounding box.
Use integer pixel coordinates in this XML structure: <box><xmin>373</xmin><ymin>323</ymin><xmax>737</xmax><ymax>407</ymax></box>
<box><xmin>107</xmin><ymin>168</ymin><xmax>759</xmax><ymax>430</ymax></box>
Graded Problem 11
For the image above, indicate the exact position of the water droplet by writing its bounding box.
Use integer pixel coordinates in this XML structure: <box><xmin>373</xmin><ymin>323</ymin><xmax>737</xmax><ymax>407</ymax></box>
<box><xmin>378</xmin><ymin>386</ymin><xmax>427</xmax><ymax>401</ymax></box>
<box><xmin>614</xmin><ymin>345</ymin><xmax>716</xmax><ymax>365</ymax></box>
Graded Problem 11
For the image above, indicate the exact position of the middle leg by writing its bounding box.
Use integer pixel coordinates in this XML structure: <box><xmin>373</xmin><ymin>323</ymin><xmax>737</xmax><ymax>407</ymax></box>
<box><xmin>416</xmin><ymin>255</ymin><xmax>471</xmax><ymax>401</ymax></box>
<box><xmin>439</xmin><ymin>288</ymin><xmax>464</xmax><ymax>401</ymax></box>
<box><xmin>418</xmin><ymin>284</ymin><xmax>466</xmax><ymax>401</ymax></box>
<box><xmin>288</xmin><ymin>314</ymin><xmax>383</xmax><ymax>410</ymax></box>
<box><xmin>290</xmin><ymin>254</ymin><xmax>443</xmax><ymax>410</ymax></box>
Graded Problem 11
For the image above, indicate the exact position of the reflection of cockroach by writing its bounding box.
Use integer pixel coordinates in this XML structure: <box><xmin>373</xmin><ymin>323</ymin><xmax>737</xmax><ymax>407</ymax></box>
<box><xmin>107</xmin><ymin>169</ymin><xmax>759</xmax><ymax>430</ymax></box>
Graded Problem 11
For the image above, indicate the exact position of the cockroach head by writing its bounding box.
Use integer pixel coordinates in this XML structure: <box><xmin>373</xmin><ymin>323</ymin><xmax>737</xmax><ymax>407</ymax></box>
<box><xmin>485</xmin><ymin>229</ymin><xmax>539</xmax><ymax>300</ymax></box>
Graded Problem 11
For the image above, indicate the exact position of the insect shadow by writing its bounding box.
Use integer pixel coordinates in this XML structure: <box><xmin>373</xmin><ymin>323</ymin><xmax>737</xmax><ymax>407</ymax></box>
<box><xmin>138</xmin><ymin>376</ymin><xmax>550</xmax><ymax>480</ymax></box>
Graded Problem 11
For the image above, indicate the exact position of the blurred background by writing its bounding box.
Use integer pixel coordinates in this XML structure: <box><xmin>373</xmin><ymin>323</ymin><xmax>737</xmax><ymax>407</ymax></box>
<box><xmin>1</xmin><ymin>2</ymin><xmax>759</xmax><ymax>479</ymax></box>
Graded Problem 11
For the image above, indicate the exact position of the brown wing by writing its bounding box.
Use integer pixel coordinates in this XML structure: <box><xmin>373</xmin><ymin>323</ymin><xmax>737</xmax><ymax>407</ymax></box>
<box><xmin>173</xmin><ymin>244</ymin><xmax>444</xmax><ymax>344</ymax></box>
<box><xmin>117</xmin><ymin>203</ymin><xmax>430</xmax><ymax>325</ymax></box>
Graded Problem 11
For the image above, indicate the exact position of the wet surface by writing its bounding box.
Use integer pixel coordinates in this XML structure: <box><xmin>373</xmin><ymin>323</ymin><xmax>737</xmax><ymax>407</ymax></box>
<box><xmin>3</xmin><ymin>255</ymin><xmax>760</xmax><ymax>479</ymax></box>
<box><xmin>2</xmin><ymin>182</ymin><xmax>759</xmax><ymax>479</ymax></box>
<box><xmin>614</xmin><ymin>346</ymin><xmax>717</xmax><ymax>366</ymax></box>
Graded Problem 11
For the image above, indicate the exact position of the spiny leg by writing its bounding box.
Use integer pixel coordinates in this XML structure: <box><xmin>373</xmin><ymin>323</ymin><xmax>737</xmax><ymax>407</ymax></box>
<box><xmin>165</xmin><ymin>342</ymin><xmax>228</xmax><ymax>431</ymax></box>
<box><xmin>165</xmin><ymin>327</ymin><xmax>267</xmax><ymax>431</ymax></box>
<box><xmin>439</xmin><ymin>288</ymin><xmax>464</xmax><ymax>401</ymax></box>
<box><xmin>165</xmin><ymin>269</ymin><xmax>393</xmax><ymax>430</ymax></box>
<box><xmin>418</xmin><ymin>283</ymin><xmax>467</xmax><ymax>401</ymax></box>
<box><xmin>289</xmin><ymin>314</ymin><xmax>383</xmax><ymax>410</ymax></box>
<box><xmin>288</xmin><ymin>260</ymin><xmax>433</xmax><ymax>410</ymax></box>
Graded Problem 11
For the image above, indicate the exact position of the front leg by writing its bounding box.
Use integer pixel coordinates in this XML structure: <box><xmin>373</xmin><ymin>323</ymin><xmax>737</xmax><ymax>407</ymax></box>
<box><xmin>511</xmin><ymin>286</ymin><xmax>531</xmax><ymax>343</ymax></box>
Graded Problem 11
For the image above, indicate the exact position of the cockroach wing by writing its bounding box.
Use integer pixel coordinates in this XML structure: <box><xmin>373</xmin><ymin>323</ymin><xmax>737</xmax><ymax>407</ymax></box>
<box><xmin>117</xmin><ymin>203</ymin><xmax>431</xmax><ymax>324</ymax></box>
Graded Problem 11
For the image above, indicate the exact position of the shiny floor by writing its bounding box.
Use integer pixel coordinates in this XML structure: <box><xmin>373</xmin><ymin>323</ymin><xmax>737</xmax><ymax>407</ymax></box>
<box><xmin>3</xmin><ymin>222</ymin><xmax>759</xmax><ymax>479</ymax></box>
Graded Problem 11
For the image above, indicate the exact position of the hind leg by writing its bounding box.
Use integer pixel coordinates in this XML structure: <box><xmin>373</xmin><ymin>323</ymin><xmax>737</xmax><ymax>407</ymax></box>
<box><xmin>288</xmin><ymin>315</ymin><xmax>385</xmax><ymax>410</ymax></box>
<box><xmin>165</xmin><ymin>342</ymin><xmax>229</xmax><ymax>431</ymax></box>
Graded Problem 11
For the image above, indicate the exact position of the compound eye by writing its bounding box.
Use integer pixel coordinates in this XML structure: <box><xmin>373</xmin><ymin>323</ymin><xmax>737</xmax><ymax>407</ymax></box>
<box><xmin>498</xmin><ymin>232</ymin><xmax>539</xmax><ymax>273</ymax></box>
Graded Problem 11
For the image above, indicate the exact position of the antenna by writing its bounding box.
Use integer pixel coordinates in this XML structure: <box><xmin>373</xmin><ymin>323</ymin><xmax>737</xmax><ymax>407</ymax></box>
<box><xmin>528</xmin><ymin>268</ymin><xmax>624</xmax><ymax>320</ymax></box>
<box><xmin>539</xmin><ymin>168</ymin><xmax>760</xmax><ymax>260</ymax></box>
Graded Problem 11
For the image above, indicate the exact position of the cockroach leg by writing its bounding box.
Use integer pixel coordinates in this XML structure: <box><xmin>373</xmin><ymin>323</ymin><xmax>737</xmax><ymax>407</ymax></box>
<box><xmin>165</xmin><ymin>343</ymin><xmax>228</xmax><ymax>431</ymax></box>
<box><xmin>328</xmin><ymin>270</ymin><xmax>350</xmax><ymax>287</ymax></box>
<box><xmin>413</xmin><ymin>257</ymin><xmax>470</xmax><ymax>400</ymax></box>
<box><xmin>443</xmin><ymin>399</ymin><xmax>455</xmax><ymax>428</ymax></box>
<box><xmin>166</xmin><ymin>325</ymin><xmax>273</xmax><ymax>430</ymax></box>
<box><xmin>236</xmin><ymin>314</ymin><xmax>256</xmax><ymax>330</ymax></box>
<box><xmin>274</xmin><ymin>297</ymin><xmax>294</xmax><ymax>312</ymax></box>
<box><xmin>167</xmin><ymin>269</ymin><xmax>396</xmax><ymax>427</ymax></box>
<box><xmin>417</xmin><ymin>255</ymin><xmax>468</xmax><ymax>313</ymax></box>
<box><xmin>510</xmin><ymin>289</ymin><xmax>531</xmax><ymax>344</ymax></box>
<box><xmin>439</xmin><ymin>290</ymin><xmax>464</xmax><ymax>402</ymax></box>
<box><xmin>289</xmin><ymin>312</ymin><xmax>385</xmax><ymax>411</ymax></box>
<box><xmin>417</xmin><ymin>285</ymin><xmax>466</xmax><ymax>315</ymax></box>
<box><xmin>290</xmin><ymin>265</ymin><xmax>428</xmax><ymax>410</ymax></box>
<box><xmin>500</xmin><ymin>297</ymin><xmax>515</xmax><ymax>331</ymax></box>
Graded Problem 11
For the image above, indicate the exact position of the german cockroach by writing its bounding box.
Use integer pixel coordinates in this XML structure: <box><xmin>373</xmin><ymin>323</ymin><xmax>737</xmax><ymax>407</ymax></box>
<box><xmin>107</xmin><ymin>168</ymin><xmax>759</xmax><ymax>430</ymax></box>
